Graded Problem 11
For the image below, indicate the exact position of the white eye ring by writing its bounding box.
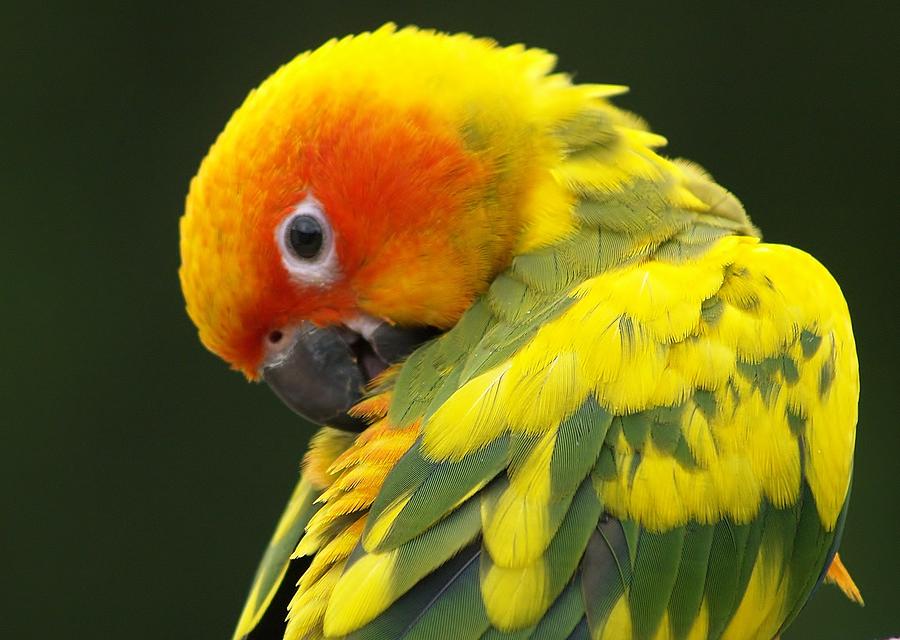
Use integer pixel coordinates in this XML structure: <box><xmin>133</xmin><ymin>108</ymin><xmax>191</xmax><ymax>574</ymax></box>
<box><xmin>275</xmin><ymin>194</ymin><xmax>340</xmax><ymax>287</ymax></box>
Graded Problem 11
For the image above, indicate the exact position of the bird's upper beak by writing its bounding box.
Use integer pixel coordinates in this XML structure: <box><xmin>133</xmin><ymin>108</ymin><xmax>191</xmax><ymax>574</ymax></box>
<box><xmin>261</xmin><ymin>319</ymin><xmax>439</xmax><ymax>430</ymax></box>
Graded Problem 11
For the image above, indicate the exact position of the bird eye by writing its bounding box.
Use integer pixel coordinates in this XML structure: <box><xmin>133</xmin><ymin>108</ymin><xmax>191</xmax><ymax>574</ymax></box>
<box><xmin>287</xmin><ymin>214</ymin><xmax>323</xmax><ymax>259</ymax></box>
<box><xmin>276</xmin><ymin>194</ymin><xmax>339</xmax><ymax>286</ymax></box>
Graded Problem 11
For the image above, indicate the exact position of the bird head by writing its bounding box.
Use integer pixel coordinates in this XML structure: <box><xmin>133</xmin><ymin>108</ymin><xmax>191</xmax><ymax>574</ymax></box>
<box><xmin>179</xmin><ymin>25</ymin><xmax>583</xmax><ymax>428</ymax></box>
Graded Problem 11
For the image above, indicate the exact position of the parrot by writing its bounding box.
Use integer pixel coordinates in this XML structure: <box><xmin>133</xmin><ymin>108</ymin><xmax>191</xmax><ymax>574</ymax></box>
<box><xmin>178</xmin><ymin>24</ymin><xmax>862</xmax><ymax>640</ymax></box>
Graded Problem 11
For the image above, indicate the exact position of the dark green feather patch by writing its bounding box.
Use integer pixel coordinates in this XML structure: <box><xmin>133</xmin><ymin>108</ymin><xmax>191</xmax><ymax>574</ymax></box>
<box><xmin>628</xmin><ymin>526</ymin><xmax>686</xmax><ymax>639</ymax></box>
<box><xmin>581</xmin><ymin>515</ymin><xmax>633</xmax><ymax>637</ymax></box>
<box><xmin>667</xmin><ymin>523</ymin><xmax>715</xmax><ymax>640</ymax></box>
<box><xmin>551</xmin><ymin>397</ymin><xmax>613</xmax><ymax>498</ymax></box>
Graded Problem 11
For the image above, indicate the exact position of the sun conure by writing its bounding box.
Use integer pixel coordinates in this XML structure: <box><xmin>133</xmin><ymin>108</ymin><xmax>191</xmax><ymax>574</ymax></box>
<box><xmin>179</xmin><ymin>24</ymin><xmax>862</xmax><ymax>640</ymax></box>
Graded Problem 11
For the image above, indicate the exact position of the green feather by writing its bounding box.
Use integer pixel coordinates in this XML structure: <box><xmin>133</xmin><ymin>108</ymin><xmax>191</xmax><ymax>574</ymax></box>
<box><xmin>736</xmin><ymin>358</ymin><xmax>779</xmax><ymax>403</ymax></box>
<box><xmin>420</xmin><ymin>363</ymin><xmax>467</xmax><ymax>424</ymax></box>
<box><xmin>487</xmin><ymin>272</ymin><xmax>556</xmax><ymax>324</ymax></box>
<box><xmin>667</xmin><ymin>523</ymin><xmax>716</xmax><ymax>640</ymax></box>
<box><xmin>235</xmin><ymin>474</ymin><xmax>321</xmax><ymax>640</ymax></box>
<box><xmin>546</xmin><ymin>479</ymin><xmax>604</xmax><ymax>590</ymax></box>
<box><xmin>510</xmin><ymin>248</ymin><xmax>578</xmax><ymax>293</ymax></box>
<box><xmin>654</xmin><ymin>224</ymin><xmax>731</xmax><ymax>263</ymax></box>
<box><xmin>367</xmin><ymin>436</ymin><xmax>510</xmax><ymax>551</ymax></box>
<box><xmin>786</xmin><ymin>406</ymin><xmax>806</xmax><ymax>438</ymax></box>
<box><xmin>564</xmin><ymin>618</ymin><xmax>590</xmax><ymax>640</ymax></box>
<box><xmin>598</xmin><ymin>228</ymin><xmax>657</xmax><ymax>270</ymax></box>
<box><xmin>554</xmin><ymin>109</ymin><xmax>618</xmax><ymax>160</ymax></box>
<box><xmin>343</xmin><ymin>486</ymin><xmax>481</xmax><ymax>599</ymax></box>
<box><xmin>745</xmin><ymin>502</ymin><xmax>787</xmax><ymax>597</ymax></box>
<box><xmin>777</xmin><ymin>353</ymin><xmax>801</xmax><ymax>385</ymax></box>
<box><xmin>819</xmin><ymin>347</ymin><xmax>837</xmax><ymax>397</ymax></box>
<box><xmin>581</xmin><ymin>516</ymin><xmax>633</xmax><ymax>636</ymax></box>
<box><xmin>699</xmin><ymin>296</ymin><xmax>724</xmax><ymax>324</ymax></box>
<box><xmin>390</xmin><ymin>341</ymin><xmax>458</xmax><ymax>426</ymax></box>
<box><xmin>390</xmin><ymin>299</ymin><xmax>493</xmax><ymax>425</ymax></box>
<box><xmin>621</xmin><ymin>520</ymin><xmax>642</xmax><ymax>570</ymax></box>
<box><xmin>478</xmin><ymin>626</ymin><xmax>532</xmax><ymax>640</ymax></box>
<box><xmin>525</xmin><ymin>577</ymin><xmax>586</xmax><ymax>640</ymax></box>
<box><xmin>799</xmin><ymin>329</ymin><xmax>822</xmax><ymax>359</ymax></box>
<box><xmin>556</xmin><ymin>228</ymin><xmax>601</xmax><ymax>278</ymax></box>
<box><xmin>780</xmin><ymin>484</ymin><xmax>838</xmax><ymax>630</ymax></box>
<box><xmin>621</xmin><ymin>411</ymin><xmax>650</xmax><ymax>451</ymax></box>
<box><xmin>604</xmin><ymin>416</ymin><xmax>623</xmax><ymax>447</ymax></box>
<box><xmin>692</xmin><ymin>389</ymin><xmax>717</xmax><ymax>419</ymax></box>
<box><xmin>592</xmin><ymin>446</ymin><xmax>617</xmax><ymax>482</ymax></box>
<box><xmin>348</xmin><ymin>545</ymin><xmax>489</xmax><ymax>640</ymax></box>
<box><xmin>649</xmin><ymin>405</ymin><xmax>684</xmax><ymax>456</ymax></box>
<box><xmin>704</xmin><ymin>510</ymin><xmax>766</xmax><ymax>640</ymax></box>
<box><xmin>628</xmin><ymin>526</ymin><xmax>687</xmax><ymax>639</ymax></box>
<box><xmin>672</xmin><ymin>437</ymin><xmax>698</xmax><ymax>471</ymax></box>
<box><xmin>456</xmin><ymin>296</ymin><xmax>574</xmax><ymax>385</ymax></box>
<box><xmin>574</xmin><ymin>182</ymin><xmax>682</xmax><ymax>235</ymax></box>
<box><xmin>551</xmin><ymin>397</ymin><xmax>613</xmax><ymax>497</ymax></box>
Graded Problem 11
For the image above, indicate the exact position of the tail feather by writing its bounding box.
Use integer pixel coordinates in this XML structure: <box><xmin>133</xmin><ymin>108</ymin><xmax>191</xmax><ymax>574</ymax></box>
<box><xmin>825</xmin><ymin>552</ymin><xmax>864</xmax><ymax>606</ymax></box>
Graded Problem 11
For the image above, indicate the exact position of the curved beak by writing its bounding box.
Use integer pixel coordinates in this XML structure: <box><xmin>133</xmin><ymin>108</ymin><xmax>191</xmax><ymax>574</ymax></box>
<box><xmin>261</xmin><ymin>320</ymin><xmax>439</xmax><ymax>431</ymax></box>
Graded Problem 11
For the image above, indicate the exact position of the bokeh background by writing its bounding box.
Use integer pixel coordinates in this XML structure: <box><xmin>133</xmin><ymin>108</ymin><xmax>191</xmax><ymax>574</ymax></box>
<box><xmin>2</xmin><ymin>1</ymin><xmax>896</xmax><ymax>638</ymax></box>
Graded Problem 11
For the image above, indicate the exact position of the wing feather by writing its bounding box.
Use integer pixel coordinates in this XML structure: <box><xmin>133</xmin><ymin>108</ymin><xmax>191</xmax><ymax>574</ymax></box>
<box><xmin>267</xmin><ymin>105</ymin><xmax>857</xmax><ymax>639</ymax></box>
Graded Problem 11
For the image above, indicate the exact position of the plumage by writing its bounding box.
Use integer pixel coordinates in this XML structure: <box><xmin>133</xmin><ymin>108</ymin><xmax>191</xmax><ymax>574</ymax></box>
<box><xmin>179</xmin><ymin>24</ymin><xmax>860</xmax><ymax>640</ymax></box>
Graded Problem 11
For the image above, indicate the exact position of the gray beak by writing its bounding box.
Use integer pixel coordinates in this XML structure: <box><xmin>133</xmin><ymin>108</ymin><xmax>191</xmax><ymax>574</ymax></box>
<box><xmin>261</xmin><ymin>321</ymin><xmax>439</xmax><ymax>431</ymax></box>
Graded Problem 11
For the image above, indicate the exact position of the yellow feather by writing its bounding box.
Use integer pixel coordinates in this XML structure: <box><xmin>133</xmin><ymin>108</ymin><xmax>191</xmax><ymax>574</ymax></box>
<box><xmin>746</xmin><ymin>393</ymin><xmax>802</xmax><ymax>509</ymax></box>
<box><xmin>653</xmin><ymin>611</ymin><xmax>674</xmax><ymax>640</ymax></box>
<box><xmin>362</xmin><ymin>491</ymin><xmax>413</xmax><ymax>551</ymax></box>
<box><xmin>300</xmin><ymin>516</ymin><xmax>365</xmax><ymax>589</ymax></box>
<box><xmin>582</xmin><ymin>83</ymin><xmax>631</xmax><ymax>98</ymax></box>
<box><xmin>666</xmin><ymin>335</ymin><xmax>736</xmax><ymax>390</ymax></box>
<box><xmin>680</xmin><ymin>404</ymin><xmax>718</xmax><ymax>468</ymax></box>
<box><xmin>322</xmin><ymin>550</ymin><xmax>399</xmax><ymax>636</ymax></box>
<box><xmin>503</xmin><ymin>350</ymin><xmax>588</xmax><ymax>433</ymax></box>
<box><xmin>686</xmin><ymin>601</ymin><xmax>710</xmax><ymax>640</ymax></box>
<box><xmin>422</xmin><ymin>362</ymin><xmax>513</xmax><ymax>460</ymax></box>
<box><xmin>284</xmin><ymin>562</ymin><xmax>344</xmax><ymax>640</ymax></box>
<box><xmin>302</xmin><ymin>428</ymin><xmax>357</xmax><ymax>490</ymax></box>
<box><xmin>480</xmin><ymin>554</ymin><xmax>550</xmax><ymax>629</ymax></box>
<box><xmin>598</xmin><ymin>596</ymin><xmax>633</xmax><ymax>640</ymax></box>
<box><xmin>721</xmin><ymin>543</ymin><xmax>788</xmax><ymax>640</ymax></box>
<box><xmin>516</xmin><ymin>173</ymin><xmax>578</xmax><ymax>253</ymax></box>
<box><xmin>627</xmin><ymin>440</ymin><xmax>688</xmax><ymax>529</ymax></box>
<box><xmin>482</xmin><ymin>433</ymin><xmax>561</xmax><ymax>567</ymax></box>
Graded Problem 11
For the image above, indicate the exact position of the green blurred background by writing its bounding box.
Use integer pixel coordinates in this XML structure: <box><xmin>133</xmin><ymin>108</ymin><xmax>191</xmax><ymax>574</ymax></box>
<box><xmin>2</xmin><ymin>1</ymin><xmax>896</xmax><ymax>638</ymax></box>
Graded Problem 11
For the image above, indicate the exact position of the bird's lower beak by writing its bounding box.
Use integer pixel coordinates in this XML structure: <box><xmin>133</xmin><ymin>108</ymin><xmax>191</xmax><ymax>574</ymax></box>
<box><xmin>261</xmin><ymin>320</ymin><xmax>439</xmax><ymax>431</ymax></box>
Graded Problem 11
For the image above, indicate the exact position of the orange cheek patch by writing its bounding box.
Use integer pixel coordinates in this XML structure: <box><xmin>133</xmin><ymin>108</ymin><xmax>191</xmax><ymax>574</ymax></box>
<box><xmin>301</xmin><ymin>95</ymin><xmax>498</xmax><ymax>327</ymax></box>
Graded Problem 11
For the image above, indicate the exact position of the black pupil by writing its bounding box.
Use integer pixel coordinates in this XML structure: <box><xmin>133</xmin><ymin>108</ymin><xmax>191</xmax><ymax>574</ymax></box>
<box><xmin>288</xmin><ymin>215</ymin><xmax>323</xmax><ymax>259</ymax></box>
